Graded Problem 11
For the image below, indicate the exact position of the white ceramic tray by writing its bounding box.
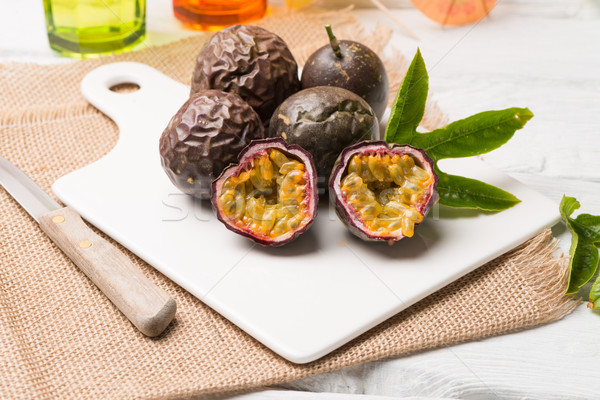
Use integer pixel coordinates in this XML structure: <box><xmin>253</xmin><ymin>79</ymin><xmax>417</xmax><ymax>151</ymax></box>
<box><xmin>53</xmin><ymin>62</ymin><xmax>560</xmax><ymax>363</ymax></box>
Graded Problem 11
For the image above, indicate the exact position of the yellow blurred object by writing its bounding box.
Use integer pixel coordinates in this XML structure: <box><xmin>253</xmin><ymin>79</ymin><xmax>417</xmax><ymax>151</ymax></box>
<box><xmin>285</xmin><ymin>0</ymin><xmax>314</xmax><ymax>9</ymax></box>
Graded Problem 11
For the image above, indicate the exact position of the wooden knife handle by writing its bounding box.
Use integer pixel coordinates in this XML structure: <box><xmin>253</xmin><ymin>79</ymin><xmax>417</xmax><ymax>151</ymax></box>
<box><xmin>39</xmin><ymin>206</ymin><xmax>176</xmax><ymax>337</ymax></box>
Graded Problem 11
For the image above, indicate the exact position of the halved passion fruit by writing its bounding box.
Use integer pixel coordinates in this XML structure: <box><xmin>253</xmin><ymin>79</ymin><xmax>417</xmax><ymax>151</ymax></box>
<box><xmin>212</xmin><ymin>138</ymin><xmax>318</xmax><ymax>246</ymax></box>
<box><xmin>329</xmin><ymin>141</ymin><xmax>438</xmax><ymax>243</ymax></box>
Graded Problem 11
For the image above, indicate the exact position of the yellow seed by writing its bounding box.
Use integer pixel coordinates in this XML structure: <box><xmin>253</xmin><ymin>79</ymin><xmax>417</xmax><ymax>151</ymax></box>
<box><xmin>281</xmin><ymin>186</ymin><xmax>304</xmax><ymax>202</ymax></box>
<box><xmin>261</xmin><ymin>207</ymin><xmax>276</xmax><ymax>232</ymax></box>
<box><xmin>341</xmin><ymin>172</ymin><xmax>363</xmax><ymax>191</ymax></box>
<box><xmin>223</xmin><ymin>177</ymin><xmax>236</xmax><ymax>191</ymax></box>
<box><xmin>348</xmin><ymin>190</ymin><xmax>375</xmax><ymax>209</ymax></box>
<box><xmin>237</xmin><ymin>170</ymin><xmax>253</xmax><ymax>183</ymax></box>
<box><xmin>279</xmin><ymin>205</ymin><xmax>299</xmax><ymax>218</ymax></box>
<box><xmin>250</xmin><ymin>171</ymin><xmax>265</xmax><ymax>190</ymax></box>
<box><xmin>361</xmin><ymin>159</ymin><xmax>373</xmax><ymax>181</ymax></box>
<box><xmin>387</xmin><ymin>218</ymin><xmax>403</xmax><ymax>232</ymax></box>
<box><xmin>279</xmin><ymin>161</ymin><xmax>301</xmax><ymax>175</ymax></box>
<box><xmin>405</xmin><ymin>208</ymin><xmax>424</xmax><ymax>223</ymax></box>
<box><xmin>348</xmin><ymin>155</ymin><xmax>362</xmax><ymax>175</ymax></box>
<box><xmin>269</xmin><ymin>149</ymin><xmax>289</xmax><ymax>168</ymax></box>
<box><xmin>384</xmin><ymin>201</ymin><xmax>407</xmax><ymax>216</ymax></box>
<box><xmin>411</xmin><ymin>165</ymin><xmax>429</xmax><ymax>181</ymax></box>
<box><xmin>402</xmin><ymin>154</ymin><xmax>415</xmax><ymax>168</ymax></box>
<box><xmin>401</xmin><ymin>180</ymin><xmax>423</xmax><ymax>195</ymax></box>
<box><xmin>261</xmin><ymin>157</ymin><xmax>274</xmax><ymax>180</ymax></box>
<box><xmin>388</xmin><ymin>164</ymin><xmax>404</xmax><ymax>186</ymax></box>
<box><xmin>402</xmin><ymin>218</ymin><xmax>415</xmax><ymax>237</ymax></box>
<box><xmin>220</xmin><ymin>194</ymin><xmax>235</xmax><ymax>214</ymax></box>
<box><xmin>368</xmin><ymin>155</ymin><xmax>385</xmax><ymax>181</ymax></box>
<box><xmin>284</xmin><ymin>170</ymin><xmax>305</xmax><ymax>185</ymax></box>
<box><xmin>246</xmin><ymin>197</ymin><xmax>265</xmax><ymax>220</ymax></box>
<box><xmin>397</xmin><ymin>155</ymin><xmax>411</xmax><ymax>175</ymax></box>
<box><xmin>288</xmin><ymin>214</ymin><xmax>303</xmax><ymax>230</ymax></box>
<box><xmin>294</xmin><ymin>187</ymin><xmax>305</xmax><ymax>204</ymax></box>
<box><xmin>360</xmin><ymin>202</ymin><xmax>382</xmax><ymax>221</ymax></box>
<box><xmin>271</xmin><ymin>217</ymin><xmax>289</xmax><ymax>237</ymax></box>
<box><xmin>234</xmin><ymin>194</ymin><xmax>245</xmax><ymax>218</ymax></box>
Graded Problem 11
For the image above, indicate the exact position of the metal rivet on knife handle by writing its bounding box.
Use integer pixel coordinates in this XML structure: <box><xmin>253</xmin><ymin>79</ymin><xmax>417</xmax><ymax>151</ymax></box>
<box><xmin>79</xmin><ymin>240</ymin><xmax>92</xmax><ymax>248</ymax></box>
<box><xmin>52</xmin><ymin>215</ymin><xmax>65</xmax><ymax>224</ymax></box>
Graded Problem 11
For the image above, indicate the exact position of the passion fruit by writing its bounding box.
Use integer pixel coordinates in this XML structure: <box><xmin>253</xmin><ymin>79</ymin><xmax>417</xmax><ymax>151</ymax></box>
<box><xmin>191</xmin><ymin>25</ymin><xmax>300</xmax><ymax>126</ymax></box>
<box><xmin>301</xmin><ymin>25</ymin><xmax>389</xmax><ymax>120</ymax></box>
<box><xmin>159</xmin><ymin>89</ymin><xmax>264</xmax><ymax>200</ymax></box>
<box><xmin>212</xmin><ymin>138</ymin><xmax>318</xmax><ymax>247</ymax></box>
<box><xmin>329</xmin><ymin>141</ymin><xmax>437</xmax><ymax>243</ymax></box>
<box><xmin>269</xmin><ymin>86</ymin><xmax>379</xmax><ymax>194</ymax></box>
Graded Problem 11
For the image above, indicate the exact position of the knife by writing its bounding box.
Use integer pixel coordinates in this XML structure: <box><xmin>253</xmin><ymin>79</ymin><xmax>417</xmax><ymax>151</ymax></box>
<box><xmin>0</xmin><ymin>157</ymin><xmax>176</xmax><ymax>337</ymax></box>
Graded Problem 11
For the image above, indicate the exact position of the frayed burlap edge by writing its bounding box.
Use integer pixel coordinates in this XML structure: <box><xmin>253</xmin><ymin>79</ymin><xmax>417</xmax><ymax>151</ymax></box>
<box><xmin>177</xmin><ymin>230</ymin><xmax>578</xmax><ymax>400</ymax></box>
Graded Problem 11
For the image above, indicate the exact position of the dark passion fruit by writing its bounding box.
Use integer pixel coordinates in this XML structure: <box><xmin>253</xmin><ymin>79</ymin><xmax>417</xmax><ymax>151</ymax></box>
<box><xmin>191</xmin><ymin>25</ymin><xmax>300</xmax><ymax>126</ymax></box>
<box><xmin>159</xmin><ymin>89</ymin><xmax>264</xmax><ymax>200</ymax></box>
<box><xmin>329</xmin><ymin>141</ymin><xmax>438</xmax><ymax>244</ymax></box>
<box><xmin>301</xmin><ymin>25</ymin><xmax>389</xmax><ymax>120</ymax></box>
<box><xmin>269</xmin><ymin>86</ymin><xmax>379</xmax><ymax>193</ymax></box>
<box><xmin>212</xmin><ymin>138</ymin><xmax>318</xmax><ymax>247</ymax></box>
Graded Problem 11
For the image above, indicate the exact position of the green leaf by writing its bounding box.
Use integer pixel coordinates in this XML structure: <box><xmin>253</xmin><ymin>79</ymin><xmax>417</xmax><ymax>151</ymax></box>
<box><xmin>436</xmin><ymin>167</ymin><xmax>521</xmax><ymax>211</ymax></box>
<box><xmin>573</xmin><ymin>214</ymin><xmax>600</xmax><ymax>241</ymax></box>
<box><xmin>384</xmin><ymin>48</ymin><xmax>429</xmax><ymax>145</ymax></box>
<box><xmin>568</xmin><ymin>243</ymin><xmax>600</xmax><ymax>292</ymax></box>
<box><xmin>589</xmin><ymin>274</ymin><xmax>600</xmax><ymax>309</ymax></box>
<box><xmin>560</xmin><ymin>196</ymin><xmax>580</xmax><ymax>218</ymax></box>
<box><xmin>382</xmin><ymin>50</ymin><xmax>531</xmax><ymax>211</ymax></box>
<box><xmin>560</xmin><ymin>195</ymin><xmax>600</xmax><ymax>294</ymax></box>
<box><xmin>410</xmin><ymin>108</ymin><xmax>534</xmax><ymax>161</ymax></box>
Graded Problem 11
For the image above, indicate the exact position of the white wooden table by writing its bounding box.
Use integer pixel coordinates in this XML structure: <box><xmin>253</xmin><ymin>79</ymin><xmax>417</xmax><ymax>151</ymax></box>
<box><xmin>2</xmin><ymin>1</ymin><xmax>600</xmax><ymax>399</ymax></box>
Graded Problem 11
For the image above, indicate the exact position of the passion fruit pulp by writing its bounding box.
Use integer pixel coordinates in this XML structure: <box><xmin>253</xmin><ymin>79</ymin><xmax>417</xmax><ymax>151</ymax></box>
<box><xmin>329</xmin><ymin>141</ymin><xmax>438</xmax><ymax>243</ymax></box>
<box><xmin>212</xmin><ymin>138</ymin><xmax>318</xmax><ymax>247</ymax></box>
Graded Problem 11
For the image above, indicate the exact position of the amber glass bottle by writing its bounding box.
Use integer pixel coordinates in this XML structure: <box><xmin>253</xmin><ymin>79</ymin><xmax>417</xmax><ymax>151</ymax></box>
<box><xmin>173</xmin><ymin>0</ymin><xmax>267</xmax><ymax>31</ymax></box>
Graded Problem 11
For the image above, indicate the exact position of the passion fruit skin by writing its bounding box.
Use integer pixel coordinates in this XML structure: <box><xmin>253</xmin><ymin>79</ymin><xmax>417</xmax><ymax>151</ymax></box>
<box><xmin>269</xmin><ymin>86</ymin><xmax>379</xmax><ymax>194</ymax></box>
<box><xmin>211</xmin><ymin>137</ymin><xmax>318</xmax><ymax>247</ymax></box>
<box><xmin>301</xmin><ymin>40</ymin><xmax>389</xmax><ymax>120</ymax></box>
<box><xmin>159</xmin><ymin>90</ymin><xmax>264</xmax><ymax>200</ymax></box>
<box><xmin>191</xmin><ymin>25</ymin><xmax>300</xmax><ymax>126</ymax></box>
<box><xmin>329</xmin><ymin>141</ymin><xmax>438</xmax><ymax>243</ymax></box>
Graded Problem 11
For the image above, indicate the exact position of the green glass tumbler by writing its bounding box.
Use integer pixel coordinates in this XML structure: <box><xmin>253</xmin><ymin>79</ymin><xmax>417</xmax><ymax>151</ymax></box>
<box><xmin>43</xmin><ymin>0</ymin><xmax>146</xmax><ymax>59</ymax></box>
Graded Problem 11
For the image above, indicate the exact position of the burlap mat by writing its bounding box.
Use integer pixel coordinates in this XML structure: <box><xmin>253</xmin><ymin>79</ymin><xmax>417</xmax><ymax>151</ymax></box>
<box><xmin>0</xmin><ymin>8</ymin><xmax>576</xmax><ymax>400</ymax></box>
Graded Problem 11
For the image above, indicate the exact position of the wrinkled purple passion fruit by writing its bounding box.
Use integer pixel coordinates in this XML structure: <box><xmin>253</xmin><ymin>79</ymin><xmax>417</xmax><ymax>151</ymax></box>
<box><xmin>159</xmin><ymin>90</ymin><xmax>264</xmax><ymax>200</ymax></box>
<box><xmin>329</xmin><ymin>141</ymin><xmax>438</xmax><ymax>243</ymax></box>
<box><xmin>212</xmin><ymin>138</ymin><xmax>318</xmax><ymax>247</ymax></box>
<box><xmin>191</xmin><ymin>25</ymin><xmax>300</xmax><ymax>126</ymax></box>
<box><xmin>269</xmin><ymin>86</ymin><xmax>379</xmax><ymax>193</ymax></box>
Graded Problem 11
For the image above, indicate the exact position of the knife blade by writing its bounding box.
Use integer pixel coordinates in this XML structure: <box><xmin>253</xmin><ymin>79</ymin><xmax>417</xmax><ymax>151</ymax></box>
<box><xmin>0</xmin><ymin>157</ymin><xmax>176</xmax><ymax>337</ymax></box>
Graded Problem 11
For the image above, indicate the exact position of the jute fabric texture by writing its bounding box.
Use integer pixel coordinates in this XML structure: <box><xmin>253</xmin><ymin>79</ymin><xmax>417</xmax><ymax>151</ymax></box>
<box><xmin>0</xmin><ymin>8</ymin><xmax>576</xmax><ymax>400</ymax></box>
